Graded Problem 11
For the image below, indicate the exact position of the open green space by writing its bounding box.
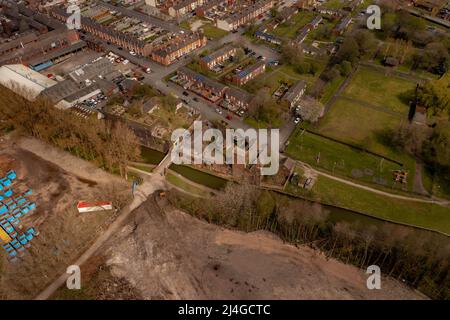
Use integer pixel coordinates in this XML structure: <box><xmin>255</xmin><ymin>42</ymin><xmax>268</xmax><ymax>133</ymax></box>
<box><xmin>166</xmin><ymin>172</ymin><xmax>211</xmax><ymax>197</ymax></box>
<box><xmin>314</xmin><ymin>98</ymin><xmax>406</xmax><ymax>160</ymax></box>
<box><xmin>320</xmin><ymin>75</ymin><xmax>345</xmax><ymax>104</ymax></box>
<box><xmin>271</xmin><ymin>11</ymin><xmax>315</xmax><ymax>39</ymax></box>
<box><xmin>169</xmin><ymin>164</ymin><xmax>228</xmax><ymax>190</ymax></box>
<box><xmin>201</xmin><ymin>24</ymin><xmax>229</xmax><ymax>39</ymax></box>
<box><xmin>288</xmin><ymin>175</ymin><xmax>450</xmax><ymax>235</ymax></box>
<box><xmin>140</xmin><ymin>147</ymin><xmax>166</xmax><ymax>165</ymax></box>
<box><xmin>342</xmin><ymin>66</ymin><xmax>416</xmax><ymax>114</ymax></box>
<box><xmin>286</xmin><ymin>128</ymin><xmax>406</xmax><ymax>190</ymax></box>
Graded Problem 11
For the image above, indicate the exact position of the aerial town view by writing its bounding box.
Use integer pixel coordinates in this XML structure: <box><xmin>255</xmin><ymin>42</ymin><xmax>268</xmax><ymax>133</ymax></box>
<box><xmin>0</xmin><ymin>0</ymin><xmax>448</xmax><ymax>307</ymax></box>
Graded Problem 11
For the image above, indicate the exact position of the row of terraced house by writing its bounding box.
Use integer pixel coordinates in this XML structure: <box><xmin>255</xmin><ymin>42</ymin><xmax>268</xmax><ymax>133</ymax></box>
<box><xmin>216</xmin><ymin>0</ymin><xmax>275</xmax><ymax>31</ymax></box>
<box><xmin>176</xmin><ymin>67</ymin><xmax>254</xmax><ymax>112</ymax></box>
<box><xmin>47</xmin><ymin>6</ymin><xmax>206</xmax><ymax>65</ymax></box>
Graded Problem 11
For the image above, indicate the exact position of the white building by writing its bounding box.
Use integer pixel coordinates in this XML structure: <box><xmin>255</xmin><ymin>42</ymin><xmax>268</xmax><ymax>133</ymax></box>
<box><xmin>0</xmin><ymin>64</ymin><xmax>56</xmax><ymax>101</ymax></box>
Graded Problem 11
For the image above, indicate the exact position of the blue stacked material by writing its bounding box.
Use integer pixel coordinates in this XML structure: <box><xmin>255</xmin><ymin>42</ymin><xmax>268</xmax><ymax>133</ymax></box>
<box><xmin>0</xmin><ymin>170</ymin><xmax>39</xmax><ymax>261</ymax></box>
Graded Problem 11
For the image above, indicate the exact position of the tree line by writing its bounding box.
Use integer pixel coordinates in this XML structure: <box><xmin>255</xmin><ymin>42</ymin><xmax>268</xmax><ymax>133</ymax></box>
<box><xmin>0</xmin><ymin>86</ymin><xmax>141</xmax><ymax>178</ymax></box>
<box><xmin>167</xmin><ymin>183</ymin><xmax>450</xmax><ymax>299</ymax></box>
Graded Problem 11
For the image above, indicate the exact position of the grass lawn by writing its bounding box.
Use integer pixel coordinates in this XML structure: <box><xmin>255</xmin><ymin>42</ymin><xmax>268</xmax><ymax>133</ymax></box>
<box><xmin>323</xmin><ymin>0</ymin><xmax>345</xmax><ymax>9</ymax></box>
<box><xmin>243</xmin><ymin>63</ymin><xmax>322</xmax><ymax>95</ymax></box>
<box><xmin>320</xmin><ymin>75</ymin><xmax>345</xmax><ymax>104</ymax></box>
<box><xmin>166</xmin><ymin>172</ymin><xmax>210</xmax><ymax>197</ymax></box>
<box><xmin>284</xmin><ymin>175</ymin><xmax>450</xmax><ymax>235</ymax></box>
<box><xmin>314</xmin><ymin>98</ymin><xmax>405</xmax><ymax>159</ymax></box>
<box><xmin>286</xmin><ymin>128</ymin><xmax>411</xmax><ymax>191</ymax></box>
<box><xmin>342</xmin><ymin>66</ymin><xmax>416</xmax><ymax>114</ymax></box>
<box><xmin>202</xmin><ymin>24</ymin><xmax>229</xmax><ymax>39</ymax></box>
<box><xmin>132</xmin><ymin>164</ymin><xmax>153</xmax><ymax>173</ymax></box>
<box><xmin>305</xmin><ymin>175</ymin><xmax>450</xmax><ymax>235</ymax></box>
<box><xmin>272</xmin><ymin>11</ymin><xmax>315</xmax><ymax>39</ymax></box>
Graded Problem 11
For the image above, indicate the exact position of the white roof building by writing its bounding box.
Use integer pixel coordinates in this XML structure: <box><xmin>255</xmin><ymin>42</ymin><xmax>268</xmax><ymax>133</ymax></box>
<box><xmin>0</xmin><ymin>64</ymin><xmax>56</xmax><ymax>101</ymax></box>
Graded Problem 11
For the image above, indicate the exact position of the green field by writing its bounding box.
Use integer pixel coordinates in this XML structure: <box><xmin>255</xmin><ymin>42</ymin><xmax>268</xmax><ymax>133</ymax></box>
<box><xmin>286</xmin><ymin>129</ymin><xmax>406</xmax><ymax>189</ymax></box>
<box><xmin>298</xmin><ymin>175</ymin><xmax>450</xmax><ymax>235</ymax></box>
<box><xmin>320</xmin><ymin>75</ymin><xmax>345</xmax><ymax>104</ymax></box>
<box><xmin>166</xmin><ymin>172</ymin><xmax>210</xmax><ymax>197</ymax></box>
<box><xmin>287</xmin><ymin>96</ymin><xmax>419</xmax><ymax>191</ymax></box>
<box><xmin>314</xmin><ymin>98</ymin><xmax>405</xmax><ymax>159</ymax></box>
<box><xmin>285</xmin><ymin>174</ymin><xmax>450</xmax><ymax>235</ymax></box>
<box><xmin>201</xmin><ymin>24</ymin><xmax>229</xmax><ymax>39</ymax></box>
<box><xmin>343</xmin><ymin>66</ymin><xmax>416</xmax><ymax>114</ymax></box>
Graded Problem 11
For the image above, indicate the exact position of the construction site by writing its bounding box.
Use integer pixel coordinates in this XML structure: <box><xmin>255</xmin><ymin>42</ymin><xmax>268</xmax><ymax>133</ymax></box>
<box><xmin>0</xmin><ymin>135</ymin><xmax>130</xmax><ymax>299</ymax></box>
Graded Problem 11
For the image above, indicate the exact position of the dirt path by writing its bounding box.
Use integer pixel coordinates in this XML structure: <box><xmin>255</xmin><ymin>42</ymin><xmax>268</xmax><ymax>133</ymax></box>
<box><xmin>34</xmin><ymin>174</ymin><xmax>167</xmax><ymax>300</ymax></box>
<box><xmin>413</xmin><ymin>162</ymin><xmax>429</xmax><ymax>196</ymax></box>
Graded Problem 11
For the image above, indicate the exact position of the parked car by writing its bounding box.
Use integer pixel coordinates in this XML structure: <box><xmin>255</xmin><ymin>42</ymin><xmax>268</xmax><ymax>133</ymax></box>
<box><xmin>294</xmin><ymin>117</ymin><xmax>301</xmax><ymax>124</ymax></box>
<box><xmin>216</xmin><ymin>108</ymin><xmax>223</xmax><ymax>114</ymax></box>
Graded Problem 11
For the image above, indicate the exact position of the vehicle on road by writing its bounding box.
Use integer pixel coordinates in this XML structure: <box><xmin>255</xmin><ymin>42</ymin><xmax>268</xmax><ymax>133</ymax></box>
<box><xmin>193</xmin><ymin>97</ymin><xmax>199</xmax><ymax>102</ymax></box>
<box><xmin>226</xmin><ymin>115</ymin><xmax>232</xmax><ymax>120</ymax></box>
<box><xmin>216</xmin><ymin>108</ymin><xmax>223</xmax><ymax>114</ymax></box>
<box><xmin>182</xmin><ymin>91</ymin><xmax>189</xmax><ymax>96</ymax></box>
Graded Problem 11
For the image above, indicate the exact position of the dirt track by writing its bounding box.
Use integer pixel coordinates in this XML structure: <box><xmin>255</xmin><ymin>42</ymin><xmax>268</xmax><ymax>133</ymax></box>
<box><xmin>0</xmin><ymin>136</ymin><xmax>130</xmax><ymax>299</ymax></box>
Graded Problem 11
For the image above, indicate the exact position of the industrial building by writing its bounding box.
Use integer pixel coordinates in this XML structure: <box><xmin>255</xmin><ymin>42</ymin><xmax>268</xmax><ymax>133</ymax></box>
<box><xmin>0</xmin><ymin>64</ymin><xmax>57</xmax><ymax>101</ymax></box>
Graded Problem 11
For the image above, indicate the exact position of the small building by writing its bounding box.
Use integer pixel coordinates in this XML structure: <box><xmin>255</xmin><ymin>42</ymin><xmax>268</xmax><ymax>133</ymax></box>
<box><xmin>334</xmin><ymin>15</ymin><xmax>352</xmax><ymax>35</ymax></box>
<box><xmin>224</xmin><ymin>87</ymin><xmax>254</xmax><ymax>112</ymax></box>
<box><xmin>255</xmin><ymin>28</ymin><xmax>282</xmax><ymax>45</ymax></box>
<box><xmin>384</xmin><ymin>57</ymin><xmax>400</xmax><ymax>67</ymax></box>
<box><xmin>200</xmin><ymin>44</ymin><xmax>238</xmax><ymax>70</ymax></box>
<box><xmin>310</xmin><ymin>15</ymin><xmax>323</xmax><ymax>29</ymax></box>
<box><xmin>232</xmin><ymin>61</ymin><xmax>266</xmax><ymax>86</ymax></box>
<box><xmin>283</xmin><ymin>80</ymin><xmax>307</xmax><ymax>108</ymax></box>
<box><xmin>151</xmin><ymin>32</ymin><xmax>207</xmax><ymax>66</ymax></box>
<box><xmin>177</xmin><ymin>67</ymin><xmax>228</xmax><ymax>102</ymax></box>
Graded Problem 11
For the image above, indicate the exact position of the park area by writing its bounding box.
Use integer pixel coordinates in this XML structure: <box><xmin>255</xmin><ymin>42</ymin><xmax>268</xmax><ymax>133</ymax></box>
<box><xmin>342</xmin><ymin>66</ymin><xmax>417</xmax><ymax>114</ymax></box>
<box><xmin>286</xmin><ymin>66</ymin><xmax>421</xmax><ymax>193</ymax></box>
<box><xmin>285</xmin><ymin>173</ymin><xmax>450</xmax><ymax>236</ymax></box>
<box><xmin>0</xmin><ymin>136</ymin><xmax>131</xmax><ymax>299</ymax></box>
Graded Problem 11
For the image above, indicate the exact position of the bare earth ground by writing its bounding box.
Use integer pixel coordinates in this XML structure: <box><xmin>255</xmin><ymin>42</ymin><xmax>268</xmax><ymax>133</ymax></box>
<box><xmin>0</xmin><ymin>136</ymin><xmax>130</xmax><ymax>299</ymax></box>
<box><xmin>54</xmin><ymin>196</ymin><xmax>424</xmax><ymax>300</ymax></box>
<box><xmin>0</xmin><ymin>135</ymin><xmax>424</xmax><ymax>300</ymax></box>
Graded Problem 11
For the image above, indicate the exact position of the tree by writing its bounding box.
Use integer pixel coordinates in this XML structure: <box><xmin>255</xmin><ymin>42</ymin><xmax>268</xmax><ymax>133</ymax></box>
<box><xmin>422</xmin><ymin>120</ymin><xmax>450</xmax><ymax>172</ymax></box>
<box><xmin>352</xmin><ymin>29</ymin><xmax>377</xmax><ymax>57</ymax></box>
<box><xmin>391</xmin><ymin>122</ymin><xmax>430</xmax><ymax>156</ymax></box>
<box><xmin>334</xmin><ymin>38</ymin><xmax>360</xmax><ymax>65</ymax></box>
<box><xmin>418</xmin><ymin>42</ymin><xmax>449</xmax><ymax>75</ymax></box>
<box><xmin>280</xmin><ymin>43</ymin><xmax>305</xmax><ymax>68</ymax></box>
<box><xmin>297</xmin><ymin>97</ymin><xmax>324</xmax><ymax>123</ymax></box>
<box><xmin>417</xmin><ymin>74</ymin><xmax>450</xmax><ymax>115</ymax></box>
